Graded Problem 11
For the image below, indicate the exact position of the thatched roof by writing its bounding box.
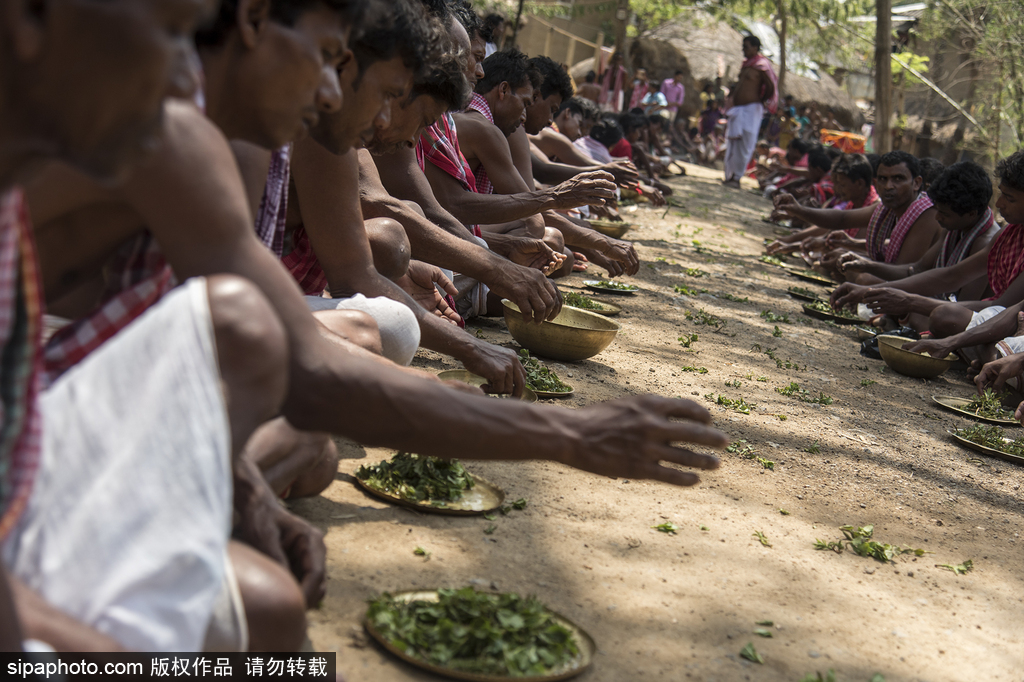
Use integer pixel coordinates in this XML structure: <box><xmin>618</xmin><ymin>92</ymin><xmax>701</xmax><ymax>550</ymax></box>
<box><xmin>576</xmin><ymin>9</ymin><xmax>861</xmax><ymax>126</ymax></box>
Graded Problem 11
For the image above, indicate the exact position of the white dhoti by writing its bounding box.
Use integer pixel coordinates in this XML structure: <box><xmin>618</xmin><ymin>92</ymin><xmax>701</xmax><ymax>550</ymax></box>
<box><xmin>447</xmin><ymin>235</ymin><xmax>491</xmax><ymax>321</ymax></box>
<box><xmin>965</xmin><ymin>306</ymin><xmax>1024</xmax><ymax>359</ymax></box>
<box><xmin>724</xmin><ymin>102</ymin><xmax>763</xmax><ymax>182</ymax></box>
<box><xmin>2</xmin><ymin>278</ymin><xmax>241</xmax><ymax>651</ymax></box>
<box><xmin>305</xmin><ymin>293</ymin><xmax>420</xmax><ymax>366</ymax></box>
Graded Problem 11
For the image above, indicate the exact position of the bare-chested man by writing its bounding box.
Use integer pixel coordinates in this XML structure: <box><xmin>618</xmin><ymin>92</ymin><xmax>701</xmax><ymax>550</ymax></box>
<box><xmin>723</xmin><ymin>35</ymin><xmax>777</xmax><ymax>188</ymax></box>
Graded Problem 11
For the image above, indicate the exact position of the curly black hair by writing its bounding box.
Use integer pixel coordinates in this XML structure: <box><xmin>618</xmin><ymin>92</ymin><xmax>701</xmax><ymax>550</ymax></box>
<box><xmin>832</xmin><ymin>153</ymin><xmax>874</xmax><ymax>187</ymax></box>
<box><xmin>807</xmin><ymin>150</ymin><xmax>832</xmax><ymax>173</ymax></box>
<box><xmin>449</xmin><ymin>0</ymin><xmax>480</xmax><ymax>38</ymax></box>
<box><xmin>877</xmin><ymin>150</ymin><xmax>920</xmax><ymax>180</ymax></box>
<box><xmin>995</xmin><ymin>150</ymin><xmax>1024</xmax><ymax>192</ymax></box>
<box><xmin>352</xmin><ymin>0</ymin><xmax>440</xmax><ymax>82</ymax></box>
<box><xmin>410</xmin><ymin>48</ymin><xmax>470</xmax><ymax>111</ymax></box>
<box><xmin>475</xmin><ymin>48</ymin><xmax>532</xmax><ymax>94</ymax></box>
<box><xmin>590</xmin><ymin>117</ymin><xmax>624</xmax><ymax>148</ymax></box>
<box><xmin>196</xmin><ymin>0</ymin><xmax>363</xmax><ymax>47</ymax></box>
<box><xmin>527</xmin><ymin>56</ymin><xmax>573</xmax><ymax>102</ymax></box>
<box><xmin>480</xmin><ymin>13</ymin><xmax>505</xmax><ymax>43</ymax></box>
<box><xmin>926</xmin><ymin>161</ymin><xmax>993</xmax><ymax>215</ymax></box>
<box><xmin>918</xmin><ymin>157</ymin><xmax>945</xmax><ymax>189</ymax></box>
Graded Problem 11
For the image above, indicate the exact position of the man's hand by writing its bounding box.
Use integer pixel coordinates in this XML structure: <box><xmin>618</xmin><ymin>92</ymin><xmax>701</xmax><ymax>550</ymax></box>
<box><xmin>497</xmin><ymin>234</ymin><xmax>565</xmax><ymax>275</ymax></box>
<box><xmin>601</xmin><ymin>159</ymin><xmax>639</xmax><ymax>187</ymax></box>
<box><xmin>461</xmin><ymin>339</ymin><xmax>527</xmax><ymax>397</ymax></box>
<box><xmin>397</xmin><ymin>260</ymin><xmax>462</xmax><ymax>326</ymax></box>
<box><xmin>562</xmin><ymin>396</ymin><xmax>728</xmax><ymax>486</ymax></box>
<box><xmin>902</xmin><ymin>337</ymin><xmax>957</xmax><ymax>359</ymax></box>
<box><xmin>827</xmin><ymin>232</ymin><xmax>862</xmax><ymax>254</ymax></box>
<box><xmin>550</xmin><ymin>171</ymin><xmax>617</xmax><ymax>209</ymax></box>
<box><xmin>859</xmin><ymin>287</ymin><xmax>914</xmax><ymax>316</ymax></box>
<box><xmin>597</xmin><ymin>236</ymin><xmax>640</xmax><ymax>276</ymax></box>
<box><xmin>974</xmin><ymin>353</ymin><xmax>1024</xmax><ymax>394</ymax></box>
<box><xmin>486</xmin><ymin>260</ymin><xmax>562</xmax><ymax>323</ymax></box>
<box><xmin>233</xmin><ymin>464</ymin><xmax>326</xmax><ymax>608</ymax></box>
<box><xmin>772</xmin><ymin>192</ymin><xmax>800</xmax><ymax>218</ymax></box>
<box><xmin>830</xmin><ymin>282</ymin><xmax>867</xmax><ymax>308</ymax></box>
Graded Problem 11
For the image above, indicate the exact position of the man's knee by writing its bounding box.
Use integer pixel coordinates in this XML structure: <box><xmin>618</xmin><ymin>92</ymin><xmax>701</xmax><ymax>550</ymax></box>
<box><xmin>229</xmin><ymin>542</ymin><xmax>307</xmax><ymax>652</ymax></box>
<box><xmin>929</xmin><ymin>304</ymin><xmax>971</xmax><ymax>338</ymax></box>
<box><xmin>207</xmin><ymin>275</ymin><xmax>288</xmax><ymax>402</ymax></box>
<box><xmin>287</xmin><ymin>437</ymin><xmax>340</xmax><ymax>498</ymax></box>
<box><xmin>542</xmin><ymin>227</ymin><xmax>565</xmax><ymax>254</ymax></box>
<box><xmin>401</xmin><ymin>199</ymin><xmax>425</xmax><ymax>217</ymax></box>
<box><xmin>366</xmin><ymin>217</ymin><xmax>411</xmax><ymax>281</ymax></box>
<box><xmin>313</xmin><ymin>309</ymin><xmax>384</xmax><ymax>356</ymax></box>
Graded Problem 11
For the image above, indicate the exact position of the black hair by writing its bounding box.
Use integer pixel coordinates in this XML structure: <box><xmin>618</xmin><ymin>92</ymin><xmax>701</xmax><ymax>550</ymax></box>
<box><xmin>824</xmin><ymin>145</ymin><xmax>842</xmax><ymax>161</ymax></box>
<box><xmin>449</xmin><ymin>0</ymin><xmax>480</xmax><ymax>38</ymax></box>
<box><xmin>833</xmin><ymin>154</ymin><xmax>874</xmax><ymax>186</ymax></box>
<box><xmin>410</xmin><ymin>46</ymin><xmax>470</xmax><ymax>110</ymax></box>
<box><xmin>585</xmin><ymin>70</ymin><xmax>597</xmax><ymax>83</ymax></box>
<box><xmin>808</xmin><ymin>150</ymin><xmax>832</xmax><ymax>173</ymax></box>
<box><xmin>877</xmin><ymin>150</ymin><xmax>921</xmax><ymax>180</ymax></box>
<box><xmin>195</xmin><ymin>0</ymin><xmax>361</xmax><ymax>47</ymax></box>
<box><xmin>788</xmin><ymin>138</ymin><xmax>810</xmax><ymax>155</ymax></box>
<box><xmin>575</xmin><ymin>96</ymin><xmax>600</xmax><ymax>121</ymax></box>
<box><xmin>927</xmin><ymin>161</ymin><xmax>993</xmax><ymax>215</ymax></box>
<box><xmin>743</xmin><ymin>34</ymin><xmax>761</xmax><ymax>51</ymax></box>
<box><xmin>480</xmin><ymin>13</ymin><xmax>505</xmax><ymax>42</ymax></box>
<box><xmin>528</xmin><ymin>56</ymin><xmax>573</xmax><ymax>102</ymax></box>
<box><xmin>475</xmin><ymin>48</ymin><xmax>532</xmax><ymax>94</ymax></box>
<box><xmin>420</xmin><ymin>0</ymin><xmax>450</xmax><ymax>22</ymax></box>
<box><xmin>557</xmin><ymin>97</ymin><xmax>586</xmax><ymax>119</ymax></box>
<box><xmin>590</xmin><ymin>117</ymin><xmax>623</xmax><ymax>148</ymax></box>
<box><xmin>918</xmin><ymin>157</ymin><xmax>945</xmax><ymax>189</ymax></box>
<box><xmin>352</xmin><ymin>0</ymin><xmax>439</xmax><ymax>82</ymax></box>
<box><xmin>866</xmin><ymin>153</ymin><xmax>882</xmax><ymax>175</ymax></box>
<box><xmin>649</xmin><ymin>80</ymin><xmax>661</xmax><ymax>89</ymax></box>
<box><xmin>619</xmin><ymin>111</ymin><xmax>646</xmax><ymax>134</ymax></box>
<box><xmin>995</xmin><ymin>150</ymin><xmax>1024</xmax><ymax>192</ymax></box>
<box><xmin>674</xmin><ymin>69</ymin><xmax>684</xmax><ymax>76</ymax></box>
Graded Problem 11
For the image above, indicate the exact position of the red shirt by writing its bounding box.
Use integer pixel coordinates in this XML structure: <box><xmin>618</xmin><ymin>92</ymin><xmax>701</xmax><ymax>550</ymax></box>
<box><xmin>609</xmin><ymin>138</ymin><xmax>633</xmax><ymax>161</ymax></box>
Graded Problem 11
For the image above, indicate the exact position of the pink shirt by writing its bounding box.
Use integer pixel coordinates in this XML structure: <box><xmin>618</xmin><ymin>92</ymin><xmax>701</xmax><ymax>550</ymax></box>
<box><xmin>661</xmin><ymin>79</ymin><xmax>686</xmax><ymax>111</ymax></box>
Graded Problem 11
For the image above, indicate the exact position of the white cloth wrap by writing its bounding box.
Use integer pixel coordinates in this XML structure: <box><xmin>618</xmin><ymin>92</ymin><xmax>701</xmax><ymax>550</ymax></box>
<box><xmin>444</xmin><ymin>234</ymin><xmax>490</xmax><ymax>320</ymax></box>
<box><xmin>966</xmin><ymin>305</ymin><xmax>1024</xmax><ymax>357</ymax></box>
<box><xmin>2</xmin><ymin>277</ymin><xmax>233</xmax><ymax>651</ymax></box>
<box><xmin>305</xmin><ymin>293</ymin><xmax>420</xmax><ymax>366</ymax></box>
<box><xmin>724</xmin><ymin>102</ymin><xmax>763</xmax><ymax>182</ymax></box>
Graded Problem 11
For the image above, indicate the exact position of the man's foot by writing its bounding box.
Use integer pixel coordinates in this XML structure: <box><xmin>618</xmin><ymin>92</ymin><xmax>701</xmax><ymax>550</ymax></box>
<box><xmin>722</xmin><ymin>179</ymin><xmax>741</xmax><ymax>189</ymax></box>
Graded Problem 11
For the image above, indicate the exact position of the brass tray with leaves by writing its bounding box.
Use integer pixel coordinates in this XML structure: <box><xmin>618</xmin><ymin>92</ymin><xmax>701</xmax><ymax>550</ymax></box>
<box><xmin>790</xmin><ymin>270</ymin><xmax>834</xmax><ymax>286</ymax></box>
<box><xmin>949</xmin><ymin>432</ymin><xmax>1024</xmax><ymax>466</ymax></box>
<box><xmin>583</xmin><ymin>280</ymin><xmax>638</xmax><ymax>295</ymax></box>
<box><xmin>933</xmin><ymin>396</ymin><xmax>1020</xmax><ymax>426</ymax></box>
<box><xmin>364</xmin><ymin>589</ymin><xmax>596</xmax><ymax>682</ymax></box>
<box><xmin>438</xmin><ymin>369</ymin><xmax>538</xmax><ymax>403</ymax></box>
<box><xmin>801</xmin><ymin>302</ymin><xmax>861</xmax><ymax>325</ymax></box>
<box><xmin>354</xmin><ymin>456</ymin><xmax>506</xmax><ymax>516</ymax></box>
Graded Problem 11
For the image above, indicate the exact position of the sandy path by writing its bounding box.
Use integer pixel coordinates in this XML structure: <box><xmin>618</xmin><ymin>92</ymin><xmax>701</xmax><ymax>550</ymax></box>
<box><xmin>293</xmin><ymin>163</ymin><xmax>1024</xmax><ymax>681</ymax></box>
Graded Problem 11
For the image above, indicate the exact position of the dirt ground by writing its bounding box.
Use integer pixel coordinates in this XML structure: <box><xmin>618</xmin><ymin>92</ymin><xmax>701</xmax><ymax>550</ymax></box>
<box><xmin>291</xmin><ymin>163</ymin><xmax>1024</xmax><ymax>682</ymax></box>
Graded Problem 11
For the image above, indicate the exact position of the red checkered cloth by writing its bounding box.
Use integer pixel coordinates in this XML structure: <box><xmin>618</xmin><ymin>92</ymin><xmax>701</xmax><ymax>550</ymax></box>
<box><xmin>986</xmin><ymin>223</ymin><xmax>1024</xmax><ymax>299</ymax></box>
<box><xmin>0</xmin><ymin>188</ymin><xmax>44</xmax><ymax>541</ymax></box>
<box><xmin>254</xmin><ymin>145</ymin><xmax>292</xmax><ymax>257</ymax></box>
<box><xmin>416</xmin><ymin>112</ymin><xmax>483</xmax><ymax>239</ymax></box>
<box><xmin>281</xmin><ymin>223</ymin><xmax>328</xmax><ymax>296</ymax></box>
<box><xmin>43</xmin><ymin>231</ymin><xmax>174</xmax><ymax>385</ymax></box>
<box><xmin>839</xmin><ymin>185</ymin><xmax>879</xmax><ymax>236</ymax></box>
<box><xmin>465</xmin><ymin>94</ymin><xmax>494</xmax><ymax>195</ymax></box>
<box><xmin>865</xmin><ymin>193</ymin><xmax>934</xmax><ymax>263</ymax></box>
<box><xmin>935</xmin><ymin>208</ymin><xmax>995</xmax><ymax>269</ymax></box>
<box><xmin>811</xmin><ymin>173</ymin><xmax>835</xmax><ymax>207</ymax></box>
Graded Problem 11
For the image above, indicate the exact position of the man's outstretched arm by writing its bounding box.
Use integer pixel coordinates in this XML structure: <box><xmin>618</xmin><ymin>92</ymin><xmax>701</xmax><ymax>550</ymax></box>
<box><xmin>773</xmin><ymin>193</ymin><xmax>875</xmax><ymax>233</ymax></box>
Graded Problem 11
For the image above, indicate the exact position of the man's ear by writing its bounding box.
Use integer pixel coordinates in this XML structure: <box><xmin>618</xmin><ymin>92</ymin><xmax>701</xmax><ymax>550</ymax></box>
<box><xmin>4</xmin><ymin>0</ymin><xmax>47</xmax><ymax>62</ymax></box>
<box><xmin>912</xmin><ymin>176</ymin><xmax>923</xmax><ymax>193</ymax></box>
<box><xmin>497</xmin><ymin>81</ymin><xmax>510</xmax><ymax>100</ymax></box>
<box><xmin>236</xmin><ymin>0</ymin><xmax>271</xmax><ymax>49</ymax></box>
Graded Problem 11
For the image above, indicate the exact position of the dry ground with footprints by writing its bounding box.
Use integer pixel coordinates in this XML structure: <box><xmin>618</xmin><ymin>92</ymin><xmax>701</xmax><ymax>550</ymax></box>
<box><xmin>291</xmin><ymin>163</ymin><xmax>1024</xmax><ymax>682</ymax></box>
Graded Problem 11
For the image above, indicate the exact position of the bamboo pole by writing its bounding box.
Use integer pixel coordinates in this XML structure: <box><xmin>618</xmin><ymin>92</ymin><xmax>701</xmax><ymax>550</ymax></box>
<box><xmin>875</xmin><ymin>0</ymin><xmax>893</xmax><ymax>154</ymax></box>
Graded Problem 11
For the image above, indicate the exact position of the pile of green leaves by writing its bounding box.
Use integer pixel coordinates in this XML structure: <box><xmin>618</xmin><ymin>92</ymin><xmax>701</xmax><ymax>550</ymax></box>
<box><xmin>776</xmin><ymin>382</ymin><xmax>833</xmax><ymax>405</ymax></box>
<box><xmin>686</xmin><ymin>309</ymin><xmax>723</xmax><ymax>327</ymax></box>
<box><xmin>674</xmin><ymin>285</ymin><xmax>709</xmax><ymax>296</ymax></box>
<box><xmin>759</xmin><ymin>255</ymin><xmax>785</xmax><ymax>266</ymax></box>
<box><xmin>788</xmin><ymin>286</ymin><xmax>819</xmax><ymax>299</ymax></box>
<box><xmin>705</xmin><ymin>394</ymin><xmax>755</xmax><ymax>414</ymax></box>
<box><xmin>805</xmin><ymin>300</ymin><xmax>859</xmax><ymax>320</ymax></box>
<box><xmin>963</xmin><ymin>389</ymin><xmax>1016</xmax><ymax>420</ymax></box>
<box><xmin>760</xmin><ymin>310</ymin><xmax>791</xmax><ymax>323</ymax></box>
<box><xmin>955</xmin><ymin>424</ymin><xmax>1024</xmax><ymax>456</ymax></box>
<box><xmin>814</xmin><ymin>525</ymin><xmax>928</xmax><ymax>563</ymax></box>
<box><xmin>562</xmin><ymin>291</ymin><xmax>604</xmax><ymax>311</ymax></box>
<box><xmin>593</xmin><ymin>280</ymin><xmax>637</xmax><ymax>291</ymax></box>
<box><xmin>518</xmin><ymin>350</ymin><xmax>572</xmax><ymax>393</ymax></box>
<box><xmin>356</xmin><ymin>453</ymin><xmax>474</xmax><ymax>504</ymax></box>
<box><xmin>684</xmin><ymin>268</ymin><xmax>707</xmax><ymax>278</ymax></box>
<box><xmin>366</xmin><ymin>588</ymin><xmax>581</xmax><ymax>676</ymax></box>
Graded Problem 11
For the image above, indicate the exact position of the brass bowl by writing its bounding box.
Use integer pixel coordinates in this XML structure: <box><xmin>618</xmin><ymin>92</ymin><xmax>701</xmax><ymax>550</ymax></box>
<box><xmin>502</xmin><ymin>299</ymin><xmax>620</xmax><ymax>362</ymax></box>
<box><xmin>437</xmin><ymin>369</ymin><xmax>538</xmax><ymax>403</ymax></box>
<box><xmin>877</xmin><ymin>335</ymin><xmax>957</xmax><ymax>379</ymax></box>
<box><xmin>588</xmin><ymin>220</ymin><xmax>632</xmax><ymax>239</ymax></box>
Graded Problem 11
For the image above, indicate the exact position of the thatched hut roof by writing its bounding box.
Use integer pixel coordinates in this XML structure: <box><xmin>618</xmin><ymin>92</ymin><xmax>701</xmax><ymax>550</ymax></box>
<box><xmin>573</xmin><ymin>10</ymin><xmax>861</xmax><ymax>127</ymax></box>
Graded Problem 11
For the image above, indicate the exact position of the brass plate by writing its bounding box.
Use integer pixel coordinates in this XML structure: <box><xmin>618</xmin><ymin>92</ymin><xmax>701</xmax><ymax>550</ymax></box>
<box><xmin>801</xmin><ymin>304</ymin><xmax>861</xmax><ymax>325</ymax></box>
<box><xmin>583</xmin><ymin>280</ymin><xmax>638</xmax><ymax>296</ymax></box>
<box><xmin>364</xmin><ymin>589</ymin><xmax>597</xmax><ymax>682</ymax></box>
<box><xmin>588</xmin><ymin>220</ymin><xmax>632</xmax><ymax>239</ymax></box>
<box><xmin>787</xmin><ymin>288</ymin><xmax>820</xmax><ymax>302</ymax></box>
<box><xmin>790</xmin><ymin>270</ymin><xmax>834</xmax><ymax>286</ymax></box>
<box><xmin>533</xmin><ymin>386</ymin><xmax>574</xmax><ymax>399</ymax></box>
<box><xmin>855</xmin><ymin>326</ymin><xmax>877</xmax><ymax>341</ymax></box>
<box><xmin>565</xmin><ymin>300</ymin><xmax>621</xmax><ymax>317</ymax></box>
<box><xmin>933</xmin><ymin>396</ymin><xmax>1020</xmax><ymax>426</ymax></box>
<box><xmin>949</xmin><ymin>432</ymin><xmax>1024</xmax><ymax>466</ymax></box>
<box><xmin>437</xmin><ymin>369</ymin><xmax>538</xmax><ymax>403</ymax></box>
<box><xmin>354</xmin><ymin>470</ymin><xmax>505</xmax><ymax>516</ymax></box>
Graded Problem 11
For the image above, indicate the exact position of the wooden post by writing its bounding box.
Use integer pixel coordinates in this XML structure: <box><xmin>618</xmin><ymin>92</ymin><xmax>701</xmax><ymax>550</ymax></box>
<box><xmin>594</xmin><ymin>32</ymin><xmax>604</xmax><ymax>71</ymax></box>
<box><xmin>875</xmin><ymin>0</ymin><xmax>892</xmax><ymax>154</ymax></box>
<box><xmin>566</xmin><ymin>38</ymin><xmax>576</xmax><ymax>69</ymax></box>
<box><xmin>544</xmin><ymin>26</ymin><xmax>553</xmax><ymax>58</ymax></box>
<box><xmin>614</xmin><ymin>0</ymin><xmax>629</xmax><ymax>58</ymax></box>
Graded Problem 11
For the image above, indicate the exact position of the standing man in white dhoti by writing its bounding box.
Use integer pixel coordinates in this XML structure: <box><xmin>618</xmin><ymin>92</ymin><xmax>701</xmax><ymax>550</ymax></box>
<box><xmin>723</xmin><ymin>35</ymin><xmax>778</xmax><ymax>189</ymax></box>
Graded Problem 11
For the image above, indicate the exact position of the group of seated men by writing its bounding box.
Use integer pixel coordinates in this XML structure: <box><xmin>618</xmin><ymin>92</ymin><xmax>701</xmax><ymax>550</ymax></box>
<box><xmin>0</xmin><ymin>0</ymin><xmax>732</xmax><ymax>655</ymax></box>
<box><xmin>763</xmin><ymin>145</ymin><xmax>1024</xmax><ymax>405</ymax></box>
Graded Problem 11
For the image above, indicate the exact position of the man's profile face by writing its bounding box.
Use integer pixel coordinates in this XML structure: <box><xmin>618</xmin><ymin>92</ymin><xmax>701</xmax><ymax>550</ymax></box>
<box><xmin>874</xmin><ymin>163</ymin><xmax>921</xmax><ymax>209</ymax></box>
<box><xmin>368</xmin><ymin>94</ymin><xmax>447</xmax><ymax>154</ymax></box>
<box><xmin>933</xmin><ymin>202</ymin><xmax>980</xmax><ymax>232</ymax></box>
<box><xmin>6</xmin><ymin>0</ymin><xmax>215</xmax><ymax>182</ymax></box>
<box><xmin>995</xmin><ymin>183</ymin><xmax>1024</xmax><ymax>225</ymax></box>
<box><xmin>314</xmin><ymin>55</ymin><xmax>411</xmax><ymax>154</ymax></box>
<box><xmin>556</xmin><ymin>111</ymin><xmax>583</xmax><ymax>141</ymax></box>
<box><xmin>832</xmin><ymin>172</ymin><xmax>855</xmax><ymax>202</ymax></box>
<box><xmin>524</xmin><ymin>92</ymin><xmax>561</xmax><ymax>135</ymax></box>
<box><xmin>244</xmin><ymin>5</ymin><xmax>347</xmax><ymax>149</ymax></box>
<box><xmin>468</xmin><ymin>33</ymin><xmax>487</xmax><ymax>86</ymax></box>
<box><xmin>742</xmin><ymin>40</ymin><xmax>757</xmax><ymax>59</ymax></box>
<box><xmin>492</xmin><ymin>82</ymin><xmax>533</xmax><ymax>137</ymax></box>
